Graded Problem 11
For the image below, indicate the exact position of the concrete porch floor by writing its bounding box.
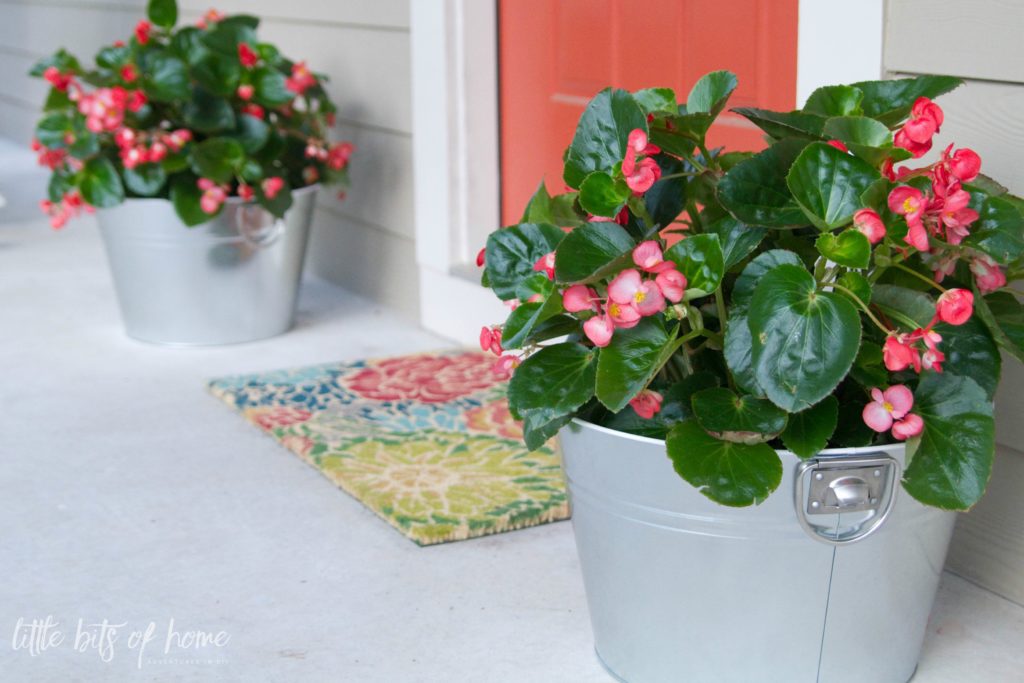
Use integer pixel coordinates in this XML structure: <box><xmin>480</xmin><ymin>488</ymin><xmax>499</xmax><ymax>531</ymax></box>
<box><xmin>1</xmin><ymin>141</ymin><xmax>1023</xmax><ymax>681</ymax></box>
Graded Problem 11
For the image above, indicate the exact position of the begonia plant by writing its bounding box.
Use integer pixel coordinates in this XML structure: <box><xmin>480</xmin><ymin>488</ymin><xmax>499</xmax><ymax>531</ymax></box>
<box><xmin>480</xmin><ymin>71</ymin><xmax>1024</xmax><ymax>510</ymax></box>
<box><xmin>28</xmin><ymin>0</ymin><xmax>352</xmax><ymax>228</ymax></box>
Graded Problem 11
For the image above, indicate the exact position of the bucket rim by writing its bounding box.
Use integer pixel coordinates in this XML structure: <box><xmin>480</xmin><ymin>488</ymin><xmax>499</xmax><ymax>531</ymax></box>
<box><xmin>568</xmin><ymin>417</ymin><xmax>906</xmax><ymax>458</ymax></box>
<box><xmin>104</xmin><ymin>182</ymin><xmax>320</xmax><ymax>209</ymax></box>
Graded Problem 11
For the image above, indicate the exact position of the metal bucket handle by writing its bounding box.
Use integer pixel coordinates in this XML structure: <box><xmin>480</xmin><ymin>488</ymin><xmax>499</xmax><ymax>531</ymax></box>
<box><xmin>235</xmin><ymin>204</ymin><xmax>285</xmax><ymax>248</ymax></box>
<box><xmin>793</xmin><ymin>454</ymin><xmax>901</xmax><ymax>546</ymax></box>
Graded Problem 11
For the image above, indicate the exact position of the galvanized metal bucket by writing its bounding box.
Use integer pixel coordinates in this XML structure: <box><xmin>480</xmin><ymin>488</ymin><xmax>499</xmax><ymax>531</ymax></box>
<box><xmin>96</xmin><ymin>185</ymin><xmax>317</xmax><ymax>345</ymax></box>
<box><xmin>559</xmin><ymin>419</ymin><xmax>956</xmax><ymax>683</ymax></box>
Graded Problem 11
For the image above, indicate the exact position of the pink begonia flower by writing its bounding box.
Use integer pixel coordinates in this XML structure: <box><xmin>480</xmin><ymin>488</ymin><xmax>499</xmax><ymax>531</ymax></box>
<box><xmin>948</xmin><ymin>148</ymin><xmax>982</xmax><ymax>182</ymax></box>
<box><xmin>891</xmin><ymin>413</ymin><xmax>924</xmax><ymax>440</ymax></box>
<box><xmin>491</xmin><ymin>354</ymin><xmax>520</xmax><ymax>379</ymax></box>
<box><xmin>629</xmin><ymin>389</ymin><xmax>663</xmax><ymax>419</ymax></box>
<box><xmin>475</xmin><ymin>248</ymin><xmax>486</xmax><ymax>267</ymax></box>
<box><xmin>126</xmin><ymin>89</ymin><xmax>146</xmax><ymax>113</ymax></box>
<box><xmin>562</xmin><ymin>285</ymin><xmax>598</xmax><ymax>313</ymax></box>
<box><xmin>894</xmin><ymin>128</ymin><xmax>932</xmax><ymax>158</ymax></box>
<box><xmin>935</xmin><ymin>289</ymin><xmax>974</xmax><ymax>326</ymax></box>
<box><xmin>608</xmin><ymin>269</ymin><xmax>666</xmax><ymax>316</ymax></box>
<box><xmin>238</xmin><ymin>43</ymin><xmax>258</xmax><ymax>68</ymax></box>
<box><xmin>827</xmin><ymin>139</ymin><xmax>849</xmax><ymax>153</ymax></box>
<box><xmin>242</xmin><ymin>103</ymin><xmax>265</xmax><ymax>119</ymax></box>
<box><xmin>165</xmin><ymin>129</ymin><xmax>192</xmax><ymax>151</ymax></box>
<box><xmin>883</xmin><ymin>334</ymin><xmax>921</xmax><ymax>373</ymax></box>
<box><xmin>971</xmin><ymin>254</ymin><xmax>1006</xmax><ymax>294</ymax></box>
<box><xmin>43</xmin><ymin>66</ymin><xmax>72</xmax><ymax>91</ymax></box>
<box><xmin>532</xmin><ymin>252</ymin><xmax>555</xmax><ymax>279</ymax></box>
<box><xmin>938</xmin><ymin>189</ymin><xmax>979</xmax><ymax>245</ymax></box>
<box><xmin>913</xmin><ymin>327</ymin><xmax>944</xmax><ymax>372</ymax></box>
<box><xmin>148</xmin><ymin>141</ymin><xmax>167</xmax><ymax>162</ymax></box>
<box><xmin>655</xmin><ymin>268</ymin><xmax>686</xmax><ymax>303</ymax></box>
<box><xmin>905</xmin><ymin>218</ymin><xmax>930</xmax><ymax>252</ymax></box>
<box><xmin>237</xmin><ymin>183</ymin><xmax>255</xmax><ymax>201</ymax></box>
<box><xmin>303</xmin><ymin>166</ymin><xmax>320</xmax><ymax>184</ymax></box>
<box><xmin>632</xmin><ymin>241</ymin><xmax>675</xmax><ymax>273</ymax></box>
<box><xmin>862</xmin><ymin>385</ymin><xmax>915</xmax><ymax>433</ymax></box>
<box><xmin>286</xmin><ymin>61</ymin><xmax>317</xmax><ymax>95</ymax></box>
<box><xmin>888</xmin><ymin>186</ymin><xmax>926</xmax><ymax>221</ymax></box>
<box><xmin>134</xmin><ymin>20</ymin><xmax>151</xmax><ymax>45</ymax></box>
<box><xmin>895</xmin><ymin>97</ymin><xmax>943</xmax><ymax>158</ymax></box>
<box><xmin>237</xmin><ymin>84</ymin><xmax>254</xmax><ymax>101</ymax></box>
<box><xmin>607</xmin><ymin>301</ymin><xmax>641</xmax><ymax>329</ymax></box>
<box><xmin>197</xmin><ymin>178</ymin><xmax>227</xmax><ymax>214</ymax></box>
<box><xmin>120</xmin><ymin>64</ymin><xmax>138</xmax><ymax>83</ymax></box>
<box><xmin>197</xmin><ymin>8</ymin><xmax>224</xmax><ymax>30</ymax></box>
<box><xmin>478</xmin><ymin>325</ymin><xmax>502</xmax><ymax>355</ymax></box>
<box><xmin>262</xmin><ymin>176</ymin><xmax>285</xmax><ymax>199</ymax></box>
<box><xmin>583</xmin><ymin>314</ymin><xmax>614</xmax><ymax>347</ymax></box>
<box><xmin>624</xmin><ymin>157</ymin><xmax>661</xmax><ymax>194</ymax></box>
<box><xmin>327</xmin><ymin>142</ymin><xmax>355</xmax><ymax>171</ymax></box>
<box><xmin>852</xmin><ymin>208</ymin><xmax>886</xmax><ymax>244</ymax></box>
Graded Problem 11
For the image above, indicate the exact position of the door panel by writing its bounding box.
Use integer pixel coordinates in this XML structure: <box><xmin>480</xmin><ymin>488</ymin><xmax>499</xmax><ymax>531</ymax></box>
<box><xmin>498</xmin><ymin>0</ymin><xmax>798</xmax><ymax>225</ymax></box>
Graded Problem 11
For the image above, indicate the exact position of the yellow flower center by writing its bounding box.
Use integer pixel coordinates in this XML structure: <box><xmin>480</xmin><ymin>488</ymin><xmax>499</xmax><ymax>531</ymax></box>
<box><xmin>883</xmin><ymin>401</ymin><xmax>894</xmax><ymax>413</ymax></box>
<box><xmin>903</xmin><ymin>198</ymin><xmax>915</xmax><ymax>214</ymax></box>
<box><xmin>609</xmin><ymin>302</ymin><xmax>621</xmax><ymax>316</ymax></box>
<box><xmin>634</xmin><ymin>290</ymin><xmax>646</xmax><ymax>303</ymax></box>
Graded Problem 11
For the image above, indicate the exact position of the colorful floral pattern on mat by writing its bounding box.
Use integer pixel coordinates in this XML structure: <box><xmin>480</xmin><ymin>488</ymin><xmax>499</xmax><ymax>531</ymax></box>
<box><xmin>208</xmin><ymin>350</ymin><xmax>568</xmax><ymax>545</ymax></box>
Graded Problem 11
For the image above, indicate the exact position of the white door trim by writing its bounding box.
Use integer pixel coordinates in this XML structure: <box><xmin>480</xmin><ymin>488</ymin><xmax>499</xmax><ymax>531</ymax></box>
<box><xmin>410</xmin><ymin>0</ymin><xmax>507</xmax><ymax>344</ymax></box>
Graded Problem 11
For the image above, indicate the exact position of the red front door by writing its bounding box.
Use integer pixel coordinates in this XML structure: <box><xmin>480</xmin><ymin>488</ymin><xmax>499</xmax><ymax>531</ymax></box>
<box><xmin>498</xmin><ymin>0</ymin><xmax>799</xmax><ymax>225</ymax></box>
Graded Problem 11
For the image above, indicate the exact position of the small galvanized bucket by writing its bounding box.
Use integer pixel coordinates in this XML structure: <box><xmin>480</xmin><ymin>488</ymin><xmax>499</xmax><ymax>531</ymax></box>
<box><xmin>96</xmin><ymin>185</ymin><xmax>317</xmax><ymax>345</ymax></box>
<box><xmin>559</xmin><ymin>419</ymin><xmax>955</xmax><ymax>683</ymax></box>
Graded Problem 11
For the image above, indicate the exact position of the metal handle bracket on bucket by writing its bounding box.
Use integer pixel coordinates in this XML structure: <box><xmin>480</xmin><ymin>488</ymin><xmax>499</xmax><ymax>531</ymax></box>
<box><xmin>794</xmin><ymin>454</ymin><xmax>900</xmax><ymax>546</ymax></box>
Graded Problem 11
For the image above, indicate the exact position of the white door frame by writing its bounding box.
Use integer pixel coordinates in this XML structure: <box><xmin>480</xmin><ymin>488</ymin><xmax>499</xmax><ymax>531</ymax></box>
<box><xmin>410</xmin><ymin>0</ymin><xmax>507</xmax><ymax>345</ymax></box>
<box><xmin>409</xmin><ymin>0</ymin><xmax>886</xmax><ymax>345</ymax></box>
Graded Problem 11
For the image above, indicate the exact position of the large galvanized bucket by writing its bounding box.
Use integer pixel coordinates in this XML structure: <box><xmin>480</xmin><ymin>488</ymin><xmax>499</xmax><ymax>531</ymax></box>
<box><xmin>559</xmin><ymin>419</ymin><xmax>956</xmax><ymax>683</ymax></box>
<box><xmin>96</xmin><ymin>185</ymin><xmax>317</xmax><ymax>345</ymax></box>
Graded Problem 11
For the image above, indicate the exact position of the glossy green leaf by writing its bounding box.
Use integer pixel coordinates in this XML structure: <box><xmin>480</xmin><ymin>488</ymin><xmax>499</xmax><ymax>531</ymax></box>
<box><xmin>644</xmin><ymin>156</ymin><xmax>687</xmax><ymax>228</ymax></box>
<box><xmin>852</xmin><ymin>75</ymin><xmax>964</xmax><ymax>126</ymax></box>
<box><xmin>170</xmin><ymin>174</ymin><xmax>212</xmax><ymax>226</ymax></box>
<box><xmin>723</xmin><ymin>312</ymin><xmax>760</xmax><ymax>396</ymax></box>
<box><xmin>849</xmin><ymin>341</ymin><xmax>888</xmax><ymax>388</ymax></box>
<box><xmin>35</xmin><ymin>112</ymin><xmax>70</xmax><ymax>148</ymax></box>
<box><xmin>508</xmin><ymin>342</ymin><xmax>597</xmax><ymax>417</ymax></box>
<box><xmin>144</xmin><ymin>51</ymin><xmax>190</xmax><ymax>102</ymax></box>
<box><xmin>191</xmin><ymin>53</ymin><xmax>241</xmax><ymax>97</ymax></box>
<box><xmin>975</xmin><ymin>291</ymin><xmax>1024</xmax><ymax>363</ymax></box>
<box><xmin>667</xmin><ymin>419</ymin><xmax>783</xmax><ymax>507</ymax></box>
<box><xmin>595</xmin><ymin>317</ymin><xmax>680</xmax><ymax>412</ymax></box>
<box><xmin>553</xmin><ymin>221</ymin><xmax>634</xmax><ymax>284</ymax></box>
<box><xmin>935</xmin><ymin>317</ymin><xmax>1001</xmax><ymax>400</ymax></box>
<box><xmin>79</xmin><ymin>157</ymin><xmax>124</xmax><ymax>208</ymax></box>
<box><xmin>122</xmin><ymin>163</ymin><xmax>167</xmax><ymax>196</ymax></box>
<box><xmin>578</xmin><ymin>171</ymin><xmax>630</xmax><ymax>217</ymax></box>
<box><xmin>903</xmin><ymin>372</ymin><xmax>994</xmax><ymax>510</ymax></box>
<box><xmin>229</xmin><ymin>113</ymin><xmax>270</xmax><ymax>154</ymax></box>
<box><xmin>649</xmin><ymin>112</ymin><xmax>714</xmax><ymax>155</ymax></box>
<box><xmin>803</xmin><ymin>85</ymin><xmax>863</xmax><ymax>117</ymax></box>
<box><xmin>253</xmin><ymin>67</ymin><xmax>292</xmax><ymax>107</ymax></box>
<box><xmin>520</xmin><ymin>182</ymin><xmax>553</xmax><ymax>224</ymax></box>
<box><xmin>485</xmin><ymin>223</ymin><xmax>565</xmax><ymax>300</ymax></box>
<box><xmin>633</xmin><ymin>87</ymin><xmax>677</xmax><ymax>115</ymax></box>
<box><xmin>815</xmin><ymin>229</ymin><xmax>871</xmax><ymax>269</ymax></box>
<box><xmin>501</xmin><ymin>278</ymin><xmax>563</xmax><ymax>350</ymax></box>
<box><xmin>563</xmin><ymin>88</ymin><xmax>647</xmax><ymax>189</ymax></box>
<box><xmin>786</xmin><ymin>142</ymin><xmax>881</xmax><ymax>230</ymax></box>
<box><xmin>718</xmin><ymin>138</ymin><xmax>811</xmax><ymax>227</ymax></box>
<box><xmin>521</xmin><ymin>411</ymin><xmax>573</xmax><ymax>451</ymax></box>
<box><xmin>147</xmin><ymin>0</ymin><xmax>177</xmax><ymax>27</ymax></box>
<box><xmin>686</xmin><ymin>70</ymin><xmax>737</xmax><ymax>118</ymax></box>
<box><xmin>201</xmin><ymin>16</ymin><xmax>259</xmax><ymax>55</ymax></box>
<box><xmin>781</xmin><ymin>396</ymin><xmax>839</xmax><ymax>458</ymax></box>
<box><xmin>705</xmin><ymin>216</ymin><xmax>765</xmax><ymax>270</ymax></box>
<box><xmin>171</xmin><ymin>27</ymin><xmax>207</xmax><ymax>65</ymax></box>
<box><xmin>691</xmin><ymin>387</ymin><xmax>787</xmax><ymax>444</ymax></box>
<box><xmin>821</xmin><ymin>115</ymin><xmax>901</xmax><ymax>167</ymax></box>
<box><xmin>731</xmin><ymin>108</ymin><xmax>826</xmax><ymax>141</ymax></box>
<box><xmin>837</xmin><ymin>271</ymin><xmax>872</xmax><ymax>307</ymax></box>
<box><xmin>832</xmin><ymin>393</ymin><xmax>876</xmax><ymax>447</ymax></box>
<box><xmin>964</xmin><ymin>196</ymin><xmax>1024</xmax><ymax>265</ymax></box>
<box><xmin>664</xmin><ymin>233</ymin><xmax>725</xmax><ymax>298</ymax></box>
<box><xmin>96</xmin><ymin>44</ymin><xmax>130</xmax><ymax>69</ymax></box>
<box><xmin>189</xmin><ymin>137</ymin><xmax>245</xmax><ymax>184</ymax></box>
<box><xmin>731</xmin><ymin>249</ymin><xmax>802</xmax><ymax>310</ymax></box>
<box><xmin>183</xmin><ymin>88</ymin><xmax>236</xmax><ymax>133</ymax></box>
<box><xmin>748</xmin><ymin>264</ymin><xmax>862</xmax><ymax>411</ymax></box>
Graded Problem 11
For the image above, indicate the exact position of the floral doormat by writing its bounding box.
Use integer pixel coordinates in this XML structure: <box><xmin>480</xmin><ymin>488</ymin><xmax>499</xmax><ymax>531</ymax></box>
<box><xmin>207</xmin><ymin>350</ymin><xmax>568</xmax><ymax>545</ymax></box>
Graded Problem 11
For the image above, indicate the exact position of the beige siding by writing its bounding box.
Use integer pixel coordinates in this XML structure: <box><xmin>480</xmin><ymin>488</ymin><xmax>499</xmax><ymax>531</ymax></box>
<box><xmin>0</xmin><ymin>0</ymin><xmax>418</xmax><ymax>319</ymax></box>
<box><xmin>886</xmin><ymin>2</ymin><xmax>1024</xmax><ymax>605</ymax></box>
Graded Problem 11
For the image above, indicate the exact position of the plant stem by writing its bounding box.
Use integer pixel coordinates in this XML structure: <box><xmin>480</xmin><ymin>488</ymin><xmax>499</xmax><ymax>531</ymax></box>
<box><xmin>828</xmin><ymin>282</ymin><xmax>892</xmax><ymax>334</ymax></box>
<box><xmin>892</xmin><ymin>262</ymin><xmax>946</xmax><ymax>292</ymax></box>
<box><xmin>659</xmin><ymin>171</ymin><xmax>701</xmax><ymax>181</ymax></box>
